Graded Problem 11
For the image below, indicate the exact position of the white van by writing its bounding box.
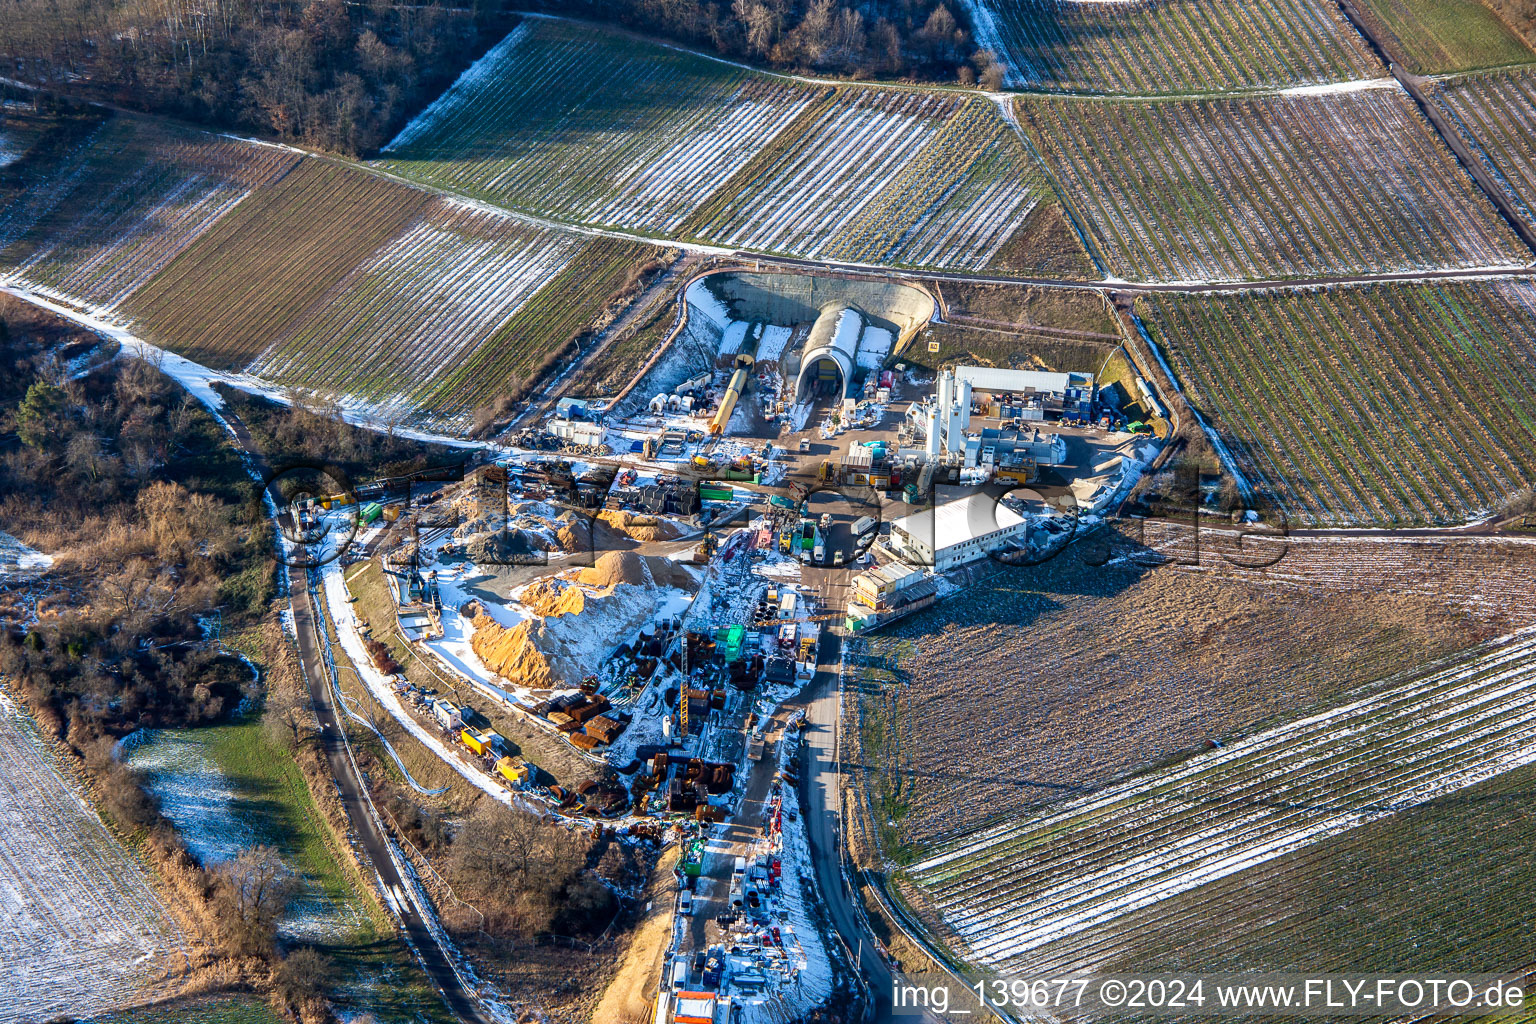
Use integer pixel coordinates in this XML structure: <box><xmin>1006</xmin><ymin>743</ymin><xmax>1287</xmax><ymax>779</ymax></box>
<box><xmin>678</xmin><ymin>891</ymin><xmax>693</xmax><ymax>915</ymax></box>
<box><xmin>853</xmin><ymin>515</ymin><xmax>876</xmax><ymax>536</ymax></box>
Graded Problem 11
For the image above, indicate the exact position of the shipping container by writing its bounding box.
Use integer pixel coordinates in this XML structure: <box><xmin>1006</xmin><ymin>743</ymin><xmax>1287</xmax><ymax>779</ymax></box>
<box><xmin>432</xmin><ymin>702</ymin><xmax>462</xmax><ymax>731</ymax></box>
<box><xmin>674</xmin><ymin>991</ymin><xmax>718</xmax><ymax>1024</ymax></box>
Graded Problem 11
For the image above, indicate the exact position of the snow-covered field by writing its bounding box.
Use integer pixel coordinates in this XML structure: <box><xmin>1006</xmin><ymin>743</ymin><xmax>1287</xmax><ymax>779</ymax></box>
<box><xmin>691</xmin><ymin>90</ymin><xmax>946</xmax><ymax>256</ymax></box>
<box><xmin>911</xmin><ymin>629</ymin><xmax>1536</xmax><ymax>970</ymax></box>
<box><xmin>378</xmin><ymin>17</ymin><xmax>816</xmax><ymax>233</ymax></box>
<box><xmin>378</xmin><ymin>18</ymin><xmax>1046</xmax><ymax>271</ymax></box>
<box><xmin>956</xmin><ymin>0</ymin><xmax>1383</xmax><ymax>94</ymax></box>
<box><xmin>1021</xmin><ymin>88</ymin><xmax>1528</xmax><ymax>283</ymax></box>
<box><xmin>0</xmin><ymin>129</ymin><xmax>23</xmax><ymax>168</ymax></box>
<box><xmin>125</xmin><ymin>729</ymin><xmax>365</xmax><ymax>942</ymax></box>
<box><xmin>0</xmin><ymin>118</ymin><xmax>295</xmax><ymax>310</ymax></box>
<box><xmin>0</xmin><ymin>695</ymin><xmax>183</xmax><ymax>1023</ymax></box>
<box><xmin>0</xmin><ymin>529</ymin><xmax>51</xmax><ymax>576</ymax></box>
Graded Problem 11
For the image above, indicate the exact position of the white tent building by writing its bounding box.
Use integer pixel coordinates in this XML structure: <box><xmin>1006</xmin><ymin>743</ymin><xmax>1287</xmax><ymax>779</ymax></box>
<box><xmin>885</xmin><ymin>493</ymin><xmax>1028</xmax><ymax>571</ymax></box>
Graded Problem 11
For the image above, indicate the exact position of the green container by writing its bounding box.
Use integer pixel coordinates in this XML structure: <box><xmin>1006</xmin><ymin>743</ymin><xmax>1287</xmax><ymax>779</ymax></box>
<box><xmin>360</xmin><ymin>502</ymin><xmax>383</xmax><ymax>525</ymax></box>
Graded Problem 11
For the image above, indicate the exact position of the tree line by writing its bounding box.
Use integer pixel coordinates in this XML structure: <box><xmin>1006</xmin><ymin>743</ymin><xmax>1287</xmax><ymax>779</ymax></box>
<box><xmin>0</xmin><ymin>0</ymin><xmax>512</xmax><ymax>156</ymax></box>
<box><xmin>550</xmin><ymin>0</ymin><xmax>982</xmax><ymax>79</ymax></box>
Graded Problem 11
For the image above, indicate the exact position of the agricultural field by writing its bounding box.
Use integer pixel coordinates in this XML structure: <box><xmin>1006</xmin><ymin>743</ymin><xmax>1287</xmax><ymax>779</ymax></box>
<box><xmin>119</xmin><ymin>158</ymin><xmax>430</xmax><ymax>368</ymax></box>
<box><xmin>0</xmin><ymin>107</ymin><xmax>52</xmax><ymax>169</ymax></box>
<box><xmin>126</xmin><ymin>720</ymin><xmax>370</xmax><ymax>942</ymax></box>
<box><xmin>684</xmin><ymin>91</ymin><xmax>1051</xmax><ymax>271</ymax></box>
<box><xmin>1016</xmin><ymin>87</ymin><xmax>1528</xmax><ymax>282</ymax></box>
<box><xmin>379</xmin><ymin>18</ymin><xmax>821</xmax><ymax>234</ymax></box>
<box><xmin>0</xmin><ymin>114</ymin><xmax>667</xmax><ymax>427</ymax></box>
<box><xmin>854</xmin><ymin>530</ymin><xmax>1536</xmax><ymax>854</ymax></box>
<box><xmin>960</xmin><ymin>0</ymin><xmax>1384</xmax><ymax>94</ymax></box>
<box><xmin>0</xmin><ymin>695</ymin><xmax>184</xmax><ymax>1024</ymax></box>
<box><xmin>250</xmin><ymin>200</ymin><xmax>588</xmax><ymax>416</ymax></box>
<box><xmin>906</xmin><ymin>629</ymin><xmax>1536</xmax><ymax>974</ymax></box>
<box><xmin>379</xmin><ymin>18</ymin><xmax>1066</xmax><ymax>273</ymax></box>
<box><xmin>0</xmin><ymin>115</ymin><xmax>297</xmax><ymax>310</ymax></box>
<box><xmin>1006</xmin><ymin>763</ymin><xmax>1536</xmax><ymax>998</ymax></box>
<box><xmin>1138</xmin><ymin>282</ymin><xmax>1536</xmax><ymax>526</ymax></box>
<box><xmin>404</xmin><ymin>234</ymin><xmax>664</xmax><ymax>419</ymax></box>
<box><xmin>1350</xmin><ymin>0</ymin><xmax>1536</xmax><ymax>73</ymax></box>
<box><xmin>1434</xmin><ymin>68</ymin><xmax>1536</xmax><ymax>232</ymax></box>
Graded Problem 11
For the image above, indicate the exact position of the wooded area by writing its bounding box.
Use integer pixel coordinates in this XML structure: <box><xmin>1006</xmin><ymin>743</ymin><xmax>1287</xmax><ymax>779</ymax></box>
<box><xmin>0</xmin><ymin>298</ymin><xmax>271</xmax><ymax>746</ymax></box>
<box><xmin>0</xmin><ymin>0</ymin><xmax>511</xmax><ymax>155</ymax></box>
<box><xmin>552</xmin><ymin>0</ymin><xmax>979</xmax><ymax>79</ymax></box>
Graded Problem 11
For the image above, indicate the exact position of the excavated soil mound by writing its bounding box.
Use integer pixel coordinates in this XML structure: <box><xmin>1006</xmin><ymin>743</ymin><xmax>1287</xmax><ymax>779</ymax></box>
<box><xmin>465</xmin><ymin>528</ymin><xmax>546</xmax><ymax>562</ymax></box>
<box><xmin>555</xmin><ymin>514</ymin><xmax>592</xmax><ymax>553</ymax></box>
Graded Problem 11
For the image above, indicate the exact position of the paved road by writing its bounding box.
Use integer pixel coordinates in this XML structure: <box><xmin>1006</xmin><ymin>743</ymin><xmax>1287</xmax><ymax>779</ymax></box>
<box><xmin>224</xmin><ymin>408</ymin><xmax>493</xmax><ymax>1024</ymax></box>
<box><xmin>795</xmin><ymin>631</ymin><xmax>904</xmax><ymax>1022</ymax></box>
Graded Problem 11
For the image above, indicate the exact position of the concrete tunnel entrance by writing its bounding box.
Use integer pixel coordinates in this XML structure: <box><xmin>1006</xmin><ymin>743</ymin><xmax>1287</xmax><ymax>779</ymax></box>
<box><xmin>794</xmin><ymin>303</ymin><xmax>862</xmax><ymax>402</ymax></box>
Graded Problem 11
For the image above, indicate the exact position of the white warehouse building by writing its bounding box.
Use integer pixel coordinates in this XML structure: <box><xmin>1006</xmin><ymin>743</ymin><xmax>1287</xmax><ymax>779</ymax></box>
<box><xmin>885</xmin><ymin>493</ymin><xmax>1029</xmax><ymax>571</ymax></box>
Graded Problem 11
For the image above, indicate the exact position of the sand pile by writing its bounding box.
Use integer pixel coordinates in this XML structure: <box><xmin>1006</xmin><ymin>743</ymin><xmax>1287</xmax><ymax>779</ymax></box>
<box><xmin>555</xmin><ymin>514</ymin><xmax>591</xmax><ymax>553</ymax></box>
<box><xmin>472</xmin><ymin>579</ymin><xmax>683</xmax><ymax>689</ymax></box>
<box><xmin>597</xmin><ymin>510</ymin><xmax>685</xmax><ymax>542</ymax></box>
<box><xmin>471</xmin><ymin>615</ymin><xmax>569</xmax><ymax>690</ymax></box>
<box><xmin>575</xmin><ymin>550</ymin><xmax>696</xmax><ymax>591</ymax></box>
<box><xmin>521</xmin><ymin>579</ymin><xmax>589</xmax><ymax>618</ymax></box>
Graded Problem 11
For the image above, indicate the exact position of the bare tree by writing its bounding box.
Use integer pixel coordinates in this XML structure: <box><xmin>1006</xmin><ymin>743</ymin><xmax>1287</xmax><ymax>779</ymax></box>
<box><xmin>213</xmin><ymin>845</ymin><xmax>298</xmax><ymax>957</ymax></box>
